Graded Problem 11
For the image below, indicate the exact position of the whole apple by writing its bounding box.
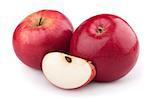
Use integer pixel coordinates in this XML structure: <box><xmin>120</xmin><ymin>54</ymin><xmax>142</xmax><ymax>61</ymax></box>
<box><xmin>70</xmin><ymin>14</ymin><xmax>139</xmax><ymax>82</ymax></box>
<box><xmin>13</xmin><ymin>10</ymin><xmax>73</xmax><ymax>69</ymax></box>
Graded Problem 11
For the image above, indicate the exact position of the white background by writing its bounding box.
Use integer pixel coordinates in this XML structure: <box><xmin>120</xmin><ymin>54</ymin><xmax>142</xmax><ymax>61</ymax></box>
<box><xmin>0</xmin><ymin>0</ymin><xmax>149</xmax><ymax>102</ymax></box>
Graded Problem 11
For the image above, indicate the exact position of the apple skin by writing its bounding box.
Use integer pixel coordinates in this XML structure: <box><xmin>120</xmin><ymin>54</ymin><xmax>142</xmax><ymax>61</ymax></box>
<box><xmin>82</xmin><ymin>63</ymin><xmax>96</xmax><ymax>86</ymax></box>
<box><xmin>70</xmin><ymin>14</ymin><xmax>139</xmax><ymax>82</ymax></box>
<box><xmin>13</xmin><ymin>10</ymin><xmax>73</xmax><ymax>69</ymax></box>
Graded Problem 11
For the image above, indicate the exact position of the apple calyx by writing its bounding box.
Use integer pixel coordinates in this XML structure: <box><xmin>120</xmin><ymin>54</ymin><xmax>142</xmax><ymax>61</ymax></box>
<box><xmin>96</xmin><ymin>26</ymin><xmax>105</xmax><ymax>34</ymax></box>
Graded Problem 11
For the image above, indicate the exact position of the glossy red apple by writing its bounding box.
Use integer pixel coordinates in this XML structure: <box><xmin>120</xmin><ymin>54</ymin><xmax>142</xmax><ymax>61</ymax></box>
<box><xmin>70</xmin><ymin>14</ymin><xmax>139</xmax><ymax>82</ymax></box>
<box><xmin>13</xmin><ymin>10</ymin><xmax>73</xmax><ymax>69</ymax></box>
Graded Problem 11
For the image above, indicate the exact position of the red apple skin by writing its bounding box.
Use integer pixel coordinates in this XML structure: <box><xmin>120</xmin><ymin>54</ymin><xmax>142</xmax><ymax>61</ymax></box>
<box><xmin>82</xmin><ymin>63</ymin><xmax>96</xmax><ymax>87</ymax></box>
<box><xmin>13</xmin><ymin>10</ymin><xmax>73</xmax><ymax>69</ymax></box>
<box><xmin>70</xmin><ymin>14</ymin><xmax>139</xmax><ymax>82</ymax></box>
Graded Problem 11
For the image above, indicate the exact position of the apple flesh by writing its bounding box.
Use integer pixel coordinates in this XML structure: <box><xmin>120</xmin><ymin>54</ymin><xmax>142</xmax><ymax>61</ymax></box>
<box><xmin>42</xmin><ymin>52</ymin><xmax>96</xmax><ymax>89</ymax></box>
<box><xmin>13</xmin><ymin>10</ymin><xmax>73</xmax><ymax>69</ymax></box>
<box><xmin>70</xmin><ymin>14</ymin><xmax>139</xmax><ymax>82</ymax></box>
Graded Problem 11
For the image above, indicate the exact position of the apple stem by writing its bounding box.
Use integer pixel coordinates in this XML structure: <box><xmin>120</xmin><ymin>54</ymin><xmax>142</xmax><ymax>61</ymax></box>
<box><xmin>65</xmin><ymin>56</ymin><xmax>72</xmax><ymax>63</ymax></box>
<box><xmin>38</xmin><ymin>17</ymin><xmax>43</xmax><ymax>26</ymax></box>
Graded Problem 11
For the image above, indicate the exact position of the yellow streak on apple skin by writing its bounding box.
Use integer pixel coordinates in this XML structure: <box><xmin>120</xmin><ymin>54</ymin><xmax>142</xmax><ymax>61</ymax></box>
<box><xmin>19</xmin><ymin>13</ymin><xmax>56</xmax><ymax>44</ymax></box>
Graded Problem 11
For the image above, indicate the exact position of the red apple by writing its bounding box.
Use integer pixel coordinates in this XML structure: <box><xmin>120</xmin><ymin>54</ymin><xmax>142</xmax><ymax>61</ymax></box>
<box><xmin>70</xmin><ymin>14</ymin><xmax>139</xmax><ymax>82</ymax></box>
<box><xmin>42</xmin><ymin>52</ymin><xmax>96</xmax><ymax>89</ymax></box>
<box><xmin>13</xmin><ymin>10</ymin><xmax>73</xmax><ymax>69</ymax></box>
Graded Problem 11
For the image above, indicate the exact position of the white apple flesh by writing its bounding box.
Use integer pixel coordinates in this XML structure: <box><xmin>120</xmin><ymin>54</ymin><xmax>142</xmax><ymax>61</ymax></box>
<box><xmin>42</xmin><ymin>52</ymin><xmax>96</xmax><ymax>89</ymax></box>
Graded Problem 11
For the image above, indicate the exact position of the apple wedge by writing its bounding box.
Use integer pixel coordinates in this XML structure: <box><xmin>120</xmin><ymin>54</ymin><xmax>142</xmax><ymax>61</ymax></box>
<box><xmin>42</xmin><ymin>52</ymin><xmax>96</xmax><ymax>89</ymax></box>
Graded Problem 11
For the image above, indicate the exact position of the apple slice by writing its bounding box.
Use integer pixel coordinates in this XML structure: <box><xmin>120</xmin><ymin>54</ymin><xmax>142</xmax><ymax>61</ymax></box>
<box><xmin>42</xmin><ymin>52</ymin><xmax>96</xmax><ymax>89</ymax></box>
